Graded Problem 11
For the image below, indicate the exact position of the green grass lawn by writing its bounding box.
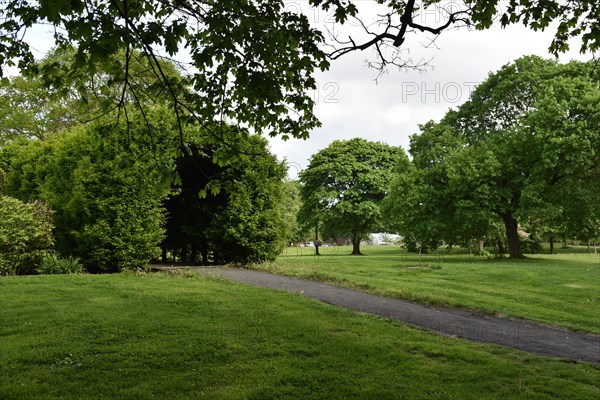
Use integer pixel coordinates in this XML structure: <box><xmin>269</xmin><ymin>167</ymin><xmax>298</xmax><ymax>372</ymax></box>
<box><xmin>1</xmin><ymin>272</ymin><xmax>599</xmax><ymax>399</ymax></box>
<box><xmin>254</xmin><ymin>246</ymin><xmax>600</xmax><ymax>334</ymax></box>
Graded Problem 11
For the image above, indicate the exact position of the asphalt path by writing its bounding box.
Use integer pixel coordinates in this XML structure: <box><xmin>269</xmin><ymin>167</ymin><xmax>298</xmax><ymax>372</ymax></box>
<box><xmin>154</xmin><ymin>265</ymin><xmax>600</xmax><ymax>364</ymax></box>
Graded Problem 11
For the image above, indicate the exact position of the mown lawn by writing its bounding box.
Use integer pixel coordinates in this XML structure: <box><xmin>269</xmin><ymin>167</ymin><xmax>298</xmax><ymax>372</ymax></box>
<box><xmin>1</xmin><ymin>272</ymin><xmax>598</xmax><ymax>399</ymax></box>
<box><xmin>255</xmin><ymin>246</ymin><xmax>600</xmax><ymax>333</ymax></box>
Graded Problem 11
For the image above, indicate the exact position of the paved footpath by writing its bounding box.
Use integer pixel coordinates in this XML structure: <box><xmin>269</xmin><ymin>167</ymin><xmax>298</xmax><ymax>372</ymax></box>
<box><xmin>166</xmin><ymin>266</ymin><xmax>599</xmax><ymax>364</ymax></box>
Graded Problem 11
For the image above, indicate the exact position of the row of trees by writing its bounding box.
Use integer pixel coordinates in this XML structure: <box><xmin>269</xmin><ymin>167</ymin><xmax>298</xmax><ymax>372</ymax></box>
<box><xmin>1</xmin><ymin>53</ymin><xmax>598</xmax><ymax>272</ymax></box>
<box><xmin>298</xmin><ymin>56</ymin><xmax>599</xmax><ymax>258</ymax></box>
<box><xmin>1</xmin><ymin>2</ymin><xmax>599</xmax><ymax>270</ymax></box>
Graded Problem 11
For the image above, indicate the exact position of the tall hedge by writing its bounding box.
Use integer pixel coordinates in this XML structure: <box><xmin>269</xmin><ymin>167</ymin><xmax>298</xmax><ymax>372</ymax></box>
<box><xmin>1</xmin><ymin>124</ymin><xmax>170</xmax><ymax>272</ymax></box>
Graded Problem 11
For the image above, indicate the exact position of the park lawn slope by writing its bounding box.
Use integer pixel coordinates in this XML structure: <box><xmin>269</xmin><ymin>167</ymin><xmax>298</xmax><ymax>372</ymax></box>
<box><xmin>1</xmin><ymin>272</ymin><xmax>599</xmax><ymax>399</ymax></box>
<box><xmin>257</xmin><ymin>247</ymin><xmax>600</xmax><ymax>334</ymax></box>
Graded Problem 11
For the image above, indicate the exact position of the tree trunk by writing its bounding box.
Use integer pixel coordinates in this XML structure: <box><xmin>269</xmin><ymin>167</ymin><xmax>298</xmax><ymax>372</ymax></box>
<box><xmin>201</xmin><ymin>242</ymin><xmax>209</xmax><ymax>265</ymax></box>
<box><xmin>477</xmin><ymin>239</ymin><xmax>484</xmax><ymax>253</ymax></box>
<box><xmin>351</xmin><ymin>233</ymin><xmax>362</xmax><ymax>255</ymax></box>
<box><xmin>496</xmin><ymin>237</ymin><xmax>506</xmax><ymax>254</ymax></box>
<box><xmin>549</xmin><ymin>236</ymin><xmax>554</xmax><ymax>254</ymax></box>
<box><xmin>314</xmin><ymin>226</ymin><xmax>320</xmax><ymax>256</ymax></box>
<box><xmin>501</xmin><ymin>212</ymin><xmax>524</xmax><ymax>258</ymax></box>
<box><xmin>191</xmin><ymin>243</ymin><xmax>198</xmax><ymax>264</ymax></box>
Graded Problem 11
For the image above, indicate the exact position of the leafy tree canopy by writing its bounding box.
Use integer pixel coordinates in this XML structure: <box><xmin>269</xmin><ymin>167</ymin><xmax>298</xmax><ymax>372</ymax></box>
<box><xmin>2</xmin><ymin>1</ymin><xmax>598</xmax><ymax>142</ymax></box>
<box><xmin>312</xmin><ymin>0</ymin><xmax>599</xmax><ymax>71</ymax></box>
<box><xmin>1</xmin><ymin>106</ymin><xmax>290</xmax><ymax>270</ymax></box>
<box><xmin>1</xmin><ymin>115</ymin><xmax>172</xmax><ymax>272</ymax></box>
<box><xmin>0</xmin><ymin>45</ymin><xmax>192</xmax><ymax>147</ymax></box>
<box><xmin>0</xmin><ymin>72</ymin><xmax>72</xmax><ymax>142</ymax></box>
<box><xmin>280</xmin><ymin>180</ymin><xmax>305</xmax><ymax>243</ymax></box>
<box><xmin>384</xmin><ymin>56</ymin><xmax>600</xmax><ymax>258</ymax></box>
<box><xmin>299</xmin><ymin>138</ymin><xmax>408</xmax><ymax>255</ymax></box>
<box><xmin>162</xmin><ymin>124</ymin><xmax>289</xmax><ymax>265</ymax></box>
<box><xmin>0</xmin><ymin>48</ymin><xmax>290</xmax><ymax>270</ymax></box>
<box><xmin>1</xmin><ymin>0</ymin><xmax>328</xmax><ymax>140</ymax></box>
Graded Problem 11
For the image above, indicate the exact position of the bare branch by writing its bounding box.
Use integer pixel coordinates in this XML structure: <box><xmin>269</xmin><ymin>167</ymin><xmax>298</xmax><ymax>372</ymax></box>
<box><xmin>324</xmin><ymin>1</ymin><xmax>472</xmax><ymax>75</ymax></box>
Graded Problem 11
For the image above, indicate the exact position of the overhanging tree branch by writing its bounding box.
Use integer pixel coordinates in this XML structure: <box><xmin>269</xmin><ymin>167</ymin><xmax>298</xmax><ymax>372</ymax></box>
<box><xmin>325</xmin><ymin>1</ymin><xmax>471</xmax><ymax>73</ymax></box>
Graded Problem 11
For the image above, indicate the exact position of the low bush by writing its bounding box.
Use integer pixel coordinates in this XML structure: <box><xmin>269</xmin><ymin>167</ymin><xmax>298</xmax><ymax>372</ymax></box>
<box><xmin>520</xmin><ymin>237</ymin><xmax>543</xmax><ymax>254</ymax></box>
<box><xmin>38</xmin><ymin>254</ymin><xmax>83</xmax><ymax>275</ymax></box>
<box><xmin>478</xmin><ymin>249</ymin><xmax>494</xmax><ymax>259</ymax></box>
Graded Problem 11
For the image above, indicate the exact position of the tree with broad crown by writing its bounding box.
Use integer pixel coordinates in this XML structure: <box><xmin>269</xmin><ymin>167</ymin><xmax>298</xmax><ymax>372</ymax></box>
<box><xmin>162</xmin><ymin>125</ymin><xmax>289</xmax><ymax>265</ymax></box>
<box><xmin>0</xmin><ymin>73</ymin><xmax>72</xmax><ymax>143</ymax></box>
<box><xmin>384</xmin><ymin>56</ymin><xmax>600</xmax><ymax>258</ymax></box>
<box><xmin>1</xmin><ymin>120</ymin><xmax>171</xmax><ymax>272</ymax></box>
<box><xmin>299</xmin><ymin>138</ymin><xmax>409</xmax><ymax>255</ymax></box>
<box><xmin>381</xmin><ymin>116</ymin><xmax>499</xmax><ymax>254</ymax></box>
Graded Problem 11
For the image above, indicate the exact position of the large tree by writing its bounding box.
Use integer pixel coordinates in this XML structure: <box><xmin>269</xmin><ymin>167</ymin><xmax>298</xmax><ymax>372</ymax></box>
<box><xmin>382</xmin><ymin>115</ymin><xmax>499</xmax><ymax>253</ymax></box>
<box><xmin>299</xmin><ymin>138</ymin><xmax>408</xmax><ymax>255</ymax></box>
<box><xmin>0</xmin><ymin>73</ymin><xmax>72</xmax><ymax>143</ymax></box>
<box><xmin>1</xmin><ymin>1</ymin><xmax>598</xmax><ymax>142</ymax></box>
<box><xmin>161</xmin><ymin>125</ymin><xmax>288</xmax><ymax>265</ymax></box>
<box><xmin>384</xmin><ymin>56</ymin><xmax>600</xmax><ymax>258</ymax></box>
<box><xmin>0</xmin><ymin>46</ymin><xmax>186</xmax><ymax>147</ymax></box>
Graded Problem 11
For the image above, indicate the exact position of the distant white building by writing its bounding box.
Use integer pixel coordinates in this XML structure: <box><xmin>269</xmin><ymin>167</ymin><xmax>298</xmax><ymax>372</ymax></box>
<box><xmin>363</xmin><ymin>233</ymin><xmax>402</xmax><ymax>246</ymax></box>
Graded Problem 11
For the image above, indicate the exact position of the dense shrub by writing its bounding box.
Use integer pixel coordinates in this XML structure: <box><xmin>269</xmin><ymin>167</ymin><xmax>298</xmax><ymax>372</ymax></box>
<box><xmin>2</xmin><ymin>116</ymin><xmax>288</xmax><ymax>270</ymax></box>
<box><xmin>38</xmin><ymin>254</ymin><xmax>83</xmax><ymax>274</ymax></box>
<box><xmin>520</xmin><ymin>238</ymin><xmax>543</xmax><ymax>254</ymax></box>
<box><xmin>1</xmin><ymin>124</ymin><xmax>170</xmax><ymax>272</ymax></box>
<box><xmin>0</xmin><ymin>196</ymin><xmax>54</xmax><ymax>275</ymax></box>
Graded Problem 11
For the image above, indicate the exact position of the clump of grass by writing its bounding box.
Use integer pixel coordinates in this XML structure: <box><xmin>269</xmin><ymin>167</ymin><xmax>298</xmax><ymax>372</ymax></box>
<box><xmin>38</xmin><ymin>254</ymin><xmax>83</xmax><ymax>275</ymax></box>
<box><xmin>306</xmin><ymin>271</ymin><xmax>341</xmax><ymax>283</ymax></box>
<box><xmin>478</xmin><ymin>250</ymin><xmax>495</xmax><ymax>259</ymax></box>
<box><xmin>403</xmin><ymin>264</ymin><xmax>442</xmax><ymax>270</ymax></box>
<box><xmin>160</xmin><ymin>267</ymin><xmax>199</xmax><ymax>278</ymax></box>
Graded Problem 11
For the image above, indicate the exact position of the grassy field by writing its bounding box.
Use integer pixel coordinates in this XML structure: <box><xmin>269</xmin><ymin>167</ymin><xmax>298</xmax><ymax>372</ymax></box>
<box><xmin>254</xmin><ymin>246</ymin><xmax>600</xmax><ymax>334</ymax></box>
<box><xmin>1</xmin><ymin>272</ymin><xmax>599</xmax><ymax>399</ymax></box>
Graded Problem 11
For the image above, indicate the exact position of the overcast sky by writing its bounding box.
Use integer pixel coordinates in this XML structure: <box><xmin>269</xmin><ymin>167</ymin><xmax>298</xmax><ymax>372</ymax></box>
<box><xmin>270</xmin><ymin>1</ymin><xmax>591</xmax><ymax>179</ymax></box>
<box><xmin>11</xmin><ymin>1</ymin><xmax>591</xmax><ymax>179</ymax></box>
